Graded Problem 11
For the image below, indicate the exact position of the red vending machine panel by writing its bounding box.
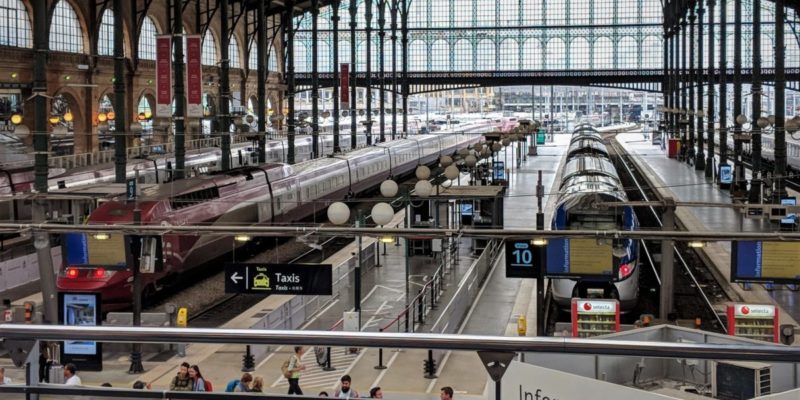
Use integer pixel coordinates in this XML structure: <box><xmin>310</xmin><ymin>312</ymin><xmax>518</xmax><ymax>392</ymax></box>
<box><xmin>726</xmin><ymin>303</ymin><xmax>779</xmax><ymax>343</ymax></box>
<box><xmin>571</xmin><ymin>299</ymin><xmax>620</xmax><ymax>338</ymax></box>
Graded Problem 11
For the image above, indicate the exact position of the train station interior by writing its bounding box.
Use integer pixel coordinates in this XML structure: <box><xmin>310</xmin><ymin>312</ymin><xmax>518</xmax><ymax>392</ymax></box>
<box><xmin>1</xmin><ymin>0</ymin><xmax>800</xmax><ymax>399</ymax></box>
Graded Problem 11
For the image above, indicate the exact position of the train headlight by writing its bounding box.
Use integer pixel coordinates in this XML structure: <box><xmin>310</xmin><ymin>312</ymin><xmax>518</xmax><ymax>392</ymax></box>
<box><xmin>66</xmin><ymin>267</ymin><xmax>79</xmax><ymax>279</ymax></box>
<box><xmin>92</xmin><ymin>267</ymin><xmax>107</xmax><ymax>278</ymax></box>
<box><xmin>618</xmin><ymin>263</ymin><xmax>634</xmax><ymax>280</ymax></box>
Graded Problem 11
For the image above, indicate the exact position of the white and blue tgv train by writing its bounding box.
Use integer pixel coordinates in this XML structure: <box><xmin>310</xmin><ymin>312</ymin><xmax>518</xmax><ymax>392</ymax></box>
<box><xmin>551</xmin><ymin>124</ymin><xmax>640</xmax><ymax>311</ymax></box>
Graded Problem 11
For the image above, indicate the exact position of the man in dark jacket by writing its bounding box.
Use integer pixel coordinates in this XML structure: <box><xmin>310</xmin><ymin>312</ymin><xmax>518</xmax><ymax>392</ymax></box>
<box><xmin>170</xmin><ymin>362</ymin><xmax>193</xmax><ymax>391</ymax></box>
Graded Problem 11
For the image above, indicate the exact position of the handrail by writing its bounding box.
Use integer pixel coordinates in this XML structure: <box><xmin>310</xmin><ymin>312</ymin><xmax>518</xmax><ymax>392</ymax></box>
<box><xmin>1</xmin><ymin>324</ymin><xmax>797</xmax><ymax>362</ymax></box>
<box><xmin>380</xmin><ymin>263</ymin><xmax>444</xmax><ymax>332</ymax></box>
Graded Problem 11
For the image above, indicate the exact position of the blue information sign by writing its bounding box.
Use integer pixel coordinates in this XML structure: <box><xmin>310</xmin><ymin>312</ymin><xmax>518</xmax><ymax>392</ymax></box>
<box><xmin>505</xmin><ymin>240</ymin><xmax>540</xmax><ymax>278</ymax></box>
<box><xmin>719</xmin><ymin>164</ymin><xmax>733</xmax><ymax>185</ymax></box>
<box><xmin>493</xmin><ymin>161</ymin><xmax>505</xmax><ymax>180</ymax></box>
<box><xmin>732</xmin><ymin>240</ymin><xmax>800</xmax><ymax>283</ymax></box>
<box><xmin>781</xmin><ymin>197</ymin><xmax>796</xmax><ymax>225</ymax></box>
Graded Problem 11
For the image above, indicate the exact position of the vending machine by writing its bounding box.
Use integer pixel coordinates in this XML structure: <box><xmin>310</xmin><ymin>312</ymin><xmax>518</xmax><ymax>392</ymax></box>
<box><xmin>571</xmin><ymin>298</ymin><xmax>620</xmax><ymax>338</ymax></box>
<box><xmin>726</xmin><ymin>303</ymin><xmax>779</xmax><ymax>343</ymax></box>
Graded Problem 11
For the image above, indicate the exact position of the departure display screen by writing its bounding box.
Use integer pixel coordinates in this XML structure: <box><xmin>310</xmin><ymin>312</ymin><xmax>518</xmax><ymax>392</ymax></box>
<box><xmin>732</xmin><ymin>241</ymin><xmax>800</xmax><ymax>283</ymax></box>
<box><xmin>545</xmin><ymin>238</ymin><xmax>615</xmax><ymax>279</ymax></box>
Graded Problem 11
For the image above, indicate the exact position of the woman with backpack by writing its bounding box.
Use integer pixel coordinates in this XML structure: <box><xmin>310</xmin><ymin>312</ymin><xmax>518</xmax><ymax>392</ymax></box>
<box><xmin>285</xmin><ymin>346</ymin><xmax>306</xmax><ymax>395</ymax></box>
<box><xmin>189</xmin><ymin>365</ymin><xmax>210</xmax><ymax>392</ymax></box>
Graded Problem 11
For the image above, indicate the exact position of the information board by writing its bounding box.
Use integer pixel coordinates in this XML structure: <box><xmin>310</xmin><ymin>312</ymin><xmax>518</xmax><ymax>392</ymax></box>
<box><xmin>59</xmin><ymin>292</ymin><xmax>102</xmax><ymax>371</ymax></box>
<box><xmin>781</xmin><ymin>197</ymin><xmax>796</xmax><ymax>225</ymax></box>
<box><xmin>225</xmin><ymin>263</ymin><xmax>333</xmax><ymax>295</ymax></box>
<box><xmin>493</xmin><ymin>161</ymin><xmax>505</xmax><ymax>180</ymax></box>
<box><xmin>719</xmin><ymin>164</ymin><xmax>733</xmax><ymax>185</ymax></box>
<box><xmin>545</xmin><ymin>238</ymin><xmax>615</xmax><ymax>278</ymax></box>
<box><xmin>732</xmin><ymin>241</ymin><xmax>800</xmax><ymax>283</ymax></box>
<box><xmin>505</xmin><ymin>240</ymin><xmax>541</xmax><ymax>278</ymax></box>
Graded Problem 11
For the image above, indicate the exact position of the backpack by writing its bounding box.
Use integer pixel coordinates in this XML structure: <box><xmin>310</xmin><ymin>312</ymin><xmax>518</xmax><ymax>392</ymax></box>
<box><xmin>281</xmin><ymin>357</ymin><xmax>293</xmax><ymax>379</ymax></box>
<box><xmin>204</xmin><ymin>379</ymin><xmax>213</xmax><ymax>392</ymax></box>
<box><xmin>225</xmin><ymin>379</ymin><xmax>240</xmax><ymax>392</ymax></box>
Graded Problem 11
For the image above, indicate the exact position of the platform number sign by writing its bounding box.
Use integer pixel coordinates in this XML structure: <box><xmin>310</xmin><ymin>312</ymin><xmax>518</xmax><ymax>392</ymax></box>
<box><xmin>506</xmin><ymin>240</ymin><xmax>541</xmax><ymax>278</ymax></box>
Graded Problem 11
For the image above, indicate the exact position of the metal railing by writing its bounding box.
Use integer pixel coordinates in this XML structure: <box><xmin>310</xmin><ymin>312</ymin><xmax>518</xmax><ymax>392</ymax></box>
<box><xmin>0</xmin><ymin>324</ymin><xmax>797</xmax><ymax>362</ymax></box>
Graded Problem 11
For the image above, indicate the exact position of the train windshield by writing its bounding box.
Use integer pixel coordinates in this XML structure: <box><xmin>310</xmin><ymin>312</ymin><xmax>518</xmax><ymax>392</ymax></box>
<box><xmin>568</xmin><ymin>213</ymin><xmax>619</xmax><ymax>231</ymax></box>
<box><xmin>63</xmin><ymin>232</ymin><xmax>127</xmax><ymax>268</ymax></box>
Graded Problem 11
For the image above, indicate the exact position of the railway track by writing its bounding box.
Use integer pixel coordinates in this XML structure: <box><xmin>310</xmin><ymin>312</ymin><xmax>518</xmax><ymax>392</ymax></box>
<box><xmin>609</xmin><ymin>137</ymin><xmax>729</xmax><ymax>332</ymax></box>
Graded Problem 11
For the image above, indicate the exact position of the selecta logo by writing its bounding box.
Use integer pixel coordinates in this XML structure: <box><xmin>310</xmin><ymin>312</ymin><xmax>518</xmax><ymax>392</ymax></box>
<box><xmin>583</xmin><ymin>303</ymin><xmax>592</xmax><ymax>311</ymax></box>
<box><xmin>579</xmin><ymin>301</ymin><xmax>615</xmax><ymax>313</ymax></box>
<box><xmin>741</xmin><ymin>306</ymin><xmax>750</xmax><ymax>315</ymax></box>
<box><xmin>734</xmin><ymin>304</ymin><xmax>775</xmax><ymax>317</ymax></box>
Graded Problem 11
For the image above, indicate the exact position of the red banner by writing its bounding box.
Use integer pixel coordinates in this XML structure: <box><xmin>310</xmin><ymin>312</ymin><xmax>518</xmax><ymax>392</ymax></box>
<box><xmin>340</xmin><ymin>63</ymin><xmax>350</xmax><ymax>110</ymax></box>
<box><xmin>155</xmin><ymin>35</ymin><xmax>172</xmax><ymax>117</ymax></box>
<box><xmin>185</xmin><ymin>35</ymin><xmax>203</xmax><ymax>118</ymax></box>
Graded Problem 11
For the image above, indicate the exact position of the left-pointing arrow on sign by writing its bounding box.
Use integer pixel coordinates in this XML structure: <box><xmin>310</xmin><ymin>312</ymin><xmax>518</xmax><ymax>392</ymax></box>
<box><xmin>230</xmin><ymin>271</ymin><xmax>243</xmax><ymax>285</ymax></box>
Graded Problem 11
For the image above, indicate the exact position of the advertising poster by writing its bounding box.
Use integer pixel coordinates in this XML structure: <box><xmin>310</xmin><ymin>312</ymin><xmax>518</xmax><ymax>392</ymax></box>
<box><xmin>62</xmin><ymin>293</ymin><xmax>99</xmax><ymax>355</ymax></box>
<box><xmin>185</xmin><ymin>35</ymin><xmax>203</xmax><ymax>118</ymax></box>
<box><xmin>155</xmin><ymin>35</ymin><xmax>172</xmax><ymax>117</ymax></box>
<box><xmin>340</xmin><ymin>64</ymin><xmax>350</xmax><ymax>110</ymax></box>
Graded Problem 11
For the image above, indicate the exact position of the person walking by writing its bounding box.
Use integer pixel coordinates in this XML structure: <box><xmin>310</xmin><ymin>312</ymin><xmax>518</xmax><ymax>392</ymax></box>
<box><xmin>189</xmin><ymin>365</ymin><xmax>206</xmax><ymax>392</ymax></box>
<box><xmin>287</xmin><ymin>346</ymin><xmax>306</xmax><ymax>395</ymax></box>
<box><xmin>233</xmin><ymin>373</ymin><xmax>253</xmax><ymax>392</ymax></box>
<box><xmin>369</xmin><ymin>387</ymin><xmax>383</xmax><ymax>399</ymax></box>
<box><xmin>169</xmin><ymin>362</ymin><xmax>193</xmax><ymax>391</ymax></box>
<box><xmin>333</xmin><ymin>375</ymin><xmax>359</xmax><ymax>398</ymax></box>
<box><xmin>63</xmin><ymin>363</ymin><xmax>81</xmax><ymax>386</ymax></box>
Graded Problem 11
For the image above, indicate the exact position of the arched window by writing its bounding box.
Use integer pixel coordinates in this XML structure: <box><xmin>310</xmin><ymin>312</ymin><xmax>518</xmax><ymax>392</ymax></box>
<box><xmin>476</xmin><ymin>39</ymin><xmax>495</xmax><ymax>71</ymax></box>
<box><xmin>136</xmin><ymin>96</ymin><xmax>154</xmax><ymax>144</ymax></box>
<box><xmin>453</xmin><ymin>40</ymin><xmax>472</xmax><ymax>70</ymax></box>
<box><xmin>618</xmin><ymin>36</ymin><xmax>638</xmax><ymax>69</ymax></box>
<box><xmin>593</xmin><ymin>37</ymin><xmax>613</xmax><ymax>69</ymax></box>
<box><xmin>248</xmin><ymin>40</ymin><xmax>258</xmax><ymax>70</ymax></box>
<box><xmin>319</xmin><ymin>40</ymin><xmax>331</xmax><ymax>72</ymax></box>
<box><xmin>294</xmin><ymin>41</ymin><xmax>308</xmax><ymax>72</ymax></box>
<box><xmin>338</xmin><ymin>38</ymin><xmax>350</xmax><ymax>67</ymax></box>
<box><xmin>499</xmin><ymin>39</ymin><xmax>518</xmax><ymax>70</ymax></box>
<box><xmin>522</xmin><ymin>39</ymin><xmax>543</xmax><ymax>70</ymax></box>
<box><xmin>50</xmin><ymin>0</ymin><xmax>84</xmax><ymax>53</ymax></box>
<box><xmin>761</xmin><ymin>33</ymin><xmax>774</xmax><ymax>69</ymax></box>
<box><xmin>202</xmin><ymin>31</ymin><xmax>218</xmax><ymax>66</ymax></box>
<box><xmin>229</xmin><ymin>35</ymin><xmax>241</xmax><ymax>68</ymax></box>
<box><xmin>0</xmin><ymin>0</ymin><xmax>32</xmax><ymax>48</ymax></box>
<box><xmin>382</xmin><ymin>38</ymin><xmax>395</xmax><ymax>72</ymax></box>
<box><xmin>138</xmin><ymin>16</ymin><xmax>158</xmax><ymax>60</ymax></box>
<box><xmin>431</xmin><ymin>40</ymin><xmax>449</xmax><ymax>71</ymax></box>
<box><xmin>409</xmin><ymin>40</ymin><xmax>426</xmax><ymax>71</ymax></box>
<box><xmin>570</xmin><ymin>37</ymin><xmax>590</xmax><ymax>69</ymax></box>
<box><xmin>641</xmin><ymin>36</ymin><xmax>662</xmax><ymax>69</ymax></box>
<box><xmin>268</xmin><ymin>46</ymin><xmax>279</xmax><ymax>72</ymax></box>
<box><xmin>545</xmin><ymin>38</ymin><xmax>566</xmax><ymax>69</ymax></box>
<box><xmin>97</xmin><ymin>9</ymin><xmax>114</xmax><ymax>56</ymax></box>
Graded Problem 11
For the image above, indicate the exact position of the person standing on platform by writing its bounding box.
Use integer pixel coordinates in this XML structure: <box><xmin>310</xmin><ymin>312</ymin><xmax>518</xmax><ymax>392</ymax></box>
<box><xmin>170</xmin><ymin>362</ymin><xmax>193</xmax><ymax>391</ymax></box>
<box><xmin>63</xmin><ymin>363</ymin><xmax>81</xmax><ymax>386</ymax></box>
<box><xmin>334</xmin><ymin>375</ymin><xmax>359</xmax><ymax>398</ymax></box>
<box><xmin>189</xmin><ymin>365</ymin><xmax>206</xmax><ymax>392</ymax></box>
<box><xmin>251</xmin><ymin>376</ymin><xmax>264</xmax><ymax>392</ymax></box>
<box><xmin>440</xmin><ymin>386</ymin><xmax>454</xmax><ymax>400</ymax></box>
<box><xmin>287</xmin><ymin>346</ymin><xmax>306</xmax><ymax>395</ymax></box>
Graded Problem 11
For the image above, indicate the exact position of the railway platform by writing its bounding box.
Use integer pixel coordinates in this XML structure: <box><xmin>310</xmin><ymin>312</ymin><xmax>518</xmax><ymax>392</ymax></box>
<box><xmin>616</xmin><ymin>132</ymin><xmax>800</xmax><ymax>329</ymax></box>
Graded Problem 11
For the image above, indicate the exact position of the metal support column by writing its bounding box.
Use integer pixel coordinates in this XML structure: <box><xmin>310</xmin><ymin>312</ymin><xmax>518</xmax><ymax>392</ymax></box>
<box><xmin>401</xmin><ymin>0</ymin><xmax>409</xmax><ymax>136</ymax></box>
<box><xmin>732</xmin><ymin>0</ymin><xmax>743</xmax><ymax>194</ymax></box>
<box><xmin>220</xmin><ymin>0</ymin><xmax>231</xmax><ymax>170</ymax></box>
<box><xmin>681</xmin><ymin>18</ymin><xmax>688</xmax><ymax>148</ymax></box>
<box><xmin>696</xmin><ymin>1</ymin><xmax>706</xmax><ymax>170</ymax></box>
<box><xmin>256</xmin><ymin>0</ymin><xmax>267</xmax><ymax>163</ymax></box>
<box><xmin>173</xmin><ymin>0</ymin><xmax>186</xmax><ymax>179</ymax></box>
<box><xmin>718</xmin><ymin>0</ymin><xmax>728</xmax><ymax>170</ymax></box>
<box><xmin>349</xmin><ymin>1</ymin><xmax>357</xmax><ymax>149</ymax></box>
<box><xmin>366</xmin><ymin>0</ymin><xmax>373</xmax><ymax>145</ymax></box>
<box><xmin>32</xmin><ymin>0</ymin><xmax>56</xmax><ymax>325</ymax></box>
<box><xmin>333</xmin><ymin>1</ymin><xmax>341</xmax><ymax>153</ymax></box>
<box><xmin>659</xmin><ymin>198</ymin><xmax>676</xmax><ymax>321</ymax></box>
<box><xmin>705</xmin><ymin>0</ymin><xmax>716</xmax><ymax>178</ymax></box>
<box><xmin>287</xmin><ymin>1</ymin><xmax>296</xmax><ymax>164</ymax></box>
<box><xmin>378</xmin><ymin>0</ymin><xmax>386</xmax><ymax>143</ymax></box>
<box><xmin>774</xmin><ymin>0</ymin><xmax>787</xmax><ymax>200</ymax></box>
<box><xmin>662</xmin><ymin>21</ymin><xmax>669</xmax><ymax>135</ymax></box>
<box><xmin>113</xmin><ymin>0</ymin><xmax>127</xmax><ymax>183</ymax></box>
<box><xmin>688</xmin><ymin>9</ymin><xmax>696</xmax><ymax>160</ymax></box>
<box><xmin>391</xmin><ymin>1</ymin><xmax>398</xmax><ymax>140</ymax></box>
<box><xmin>749</xmin><ymin>0</ymin><xmax>763</xmax><ymax>202</ymax></box>
<box><xmin>311</xmin><ymin>0</ymin><xmax>320</xmax><ymax>158</ymax></box>
<box><xmin>128</xmin><ymin>204</ymin><xmax>143</xmax><ymax>373</ymax></box>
